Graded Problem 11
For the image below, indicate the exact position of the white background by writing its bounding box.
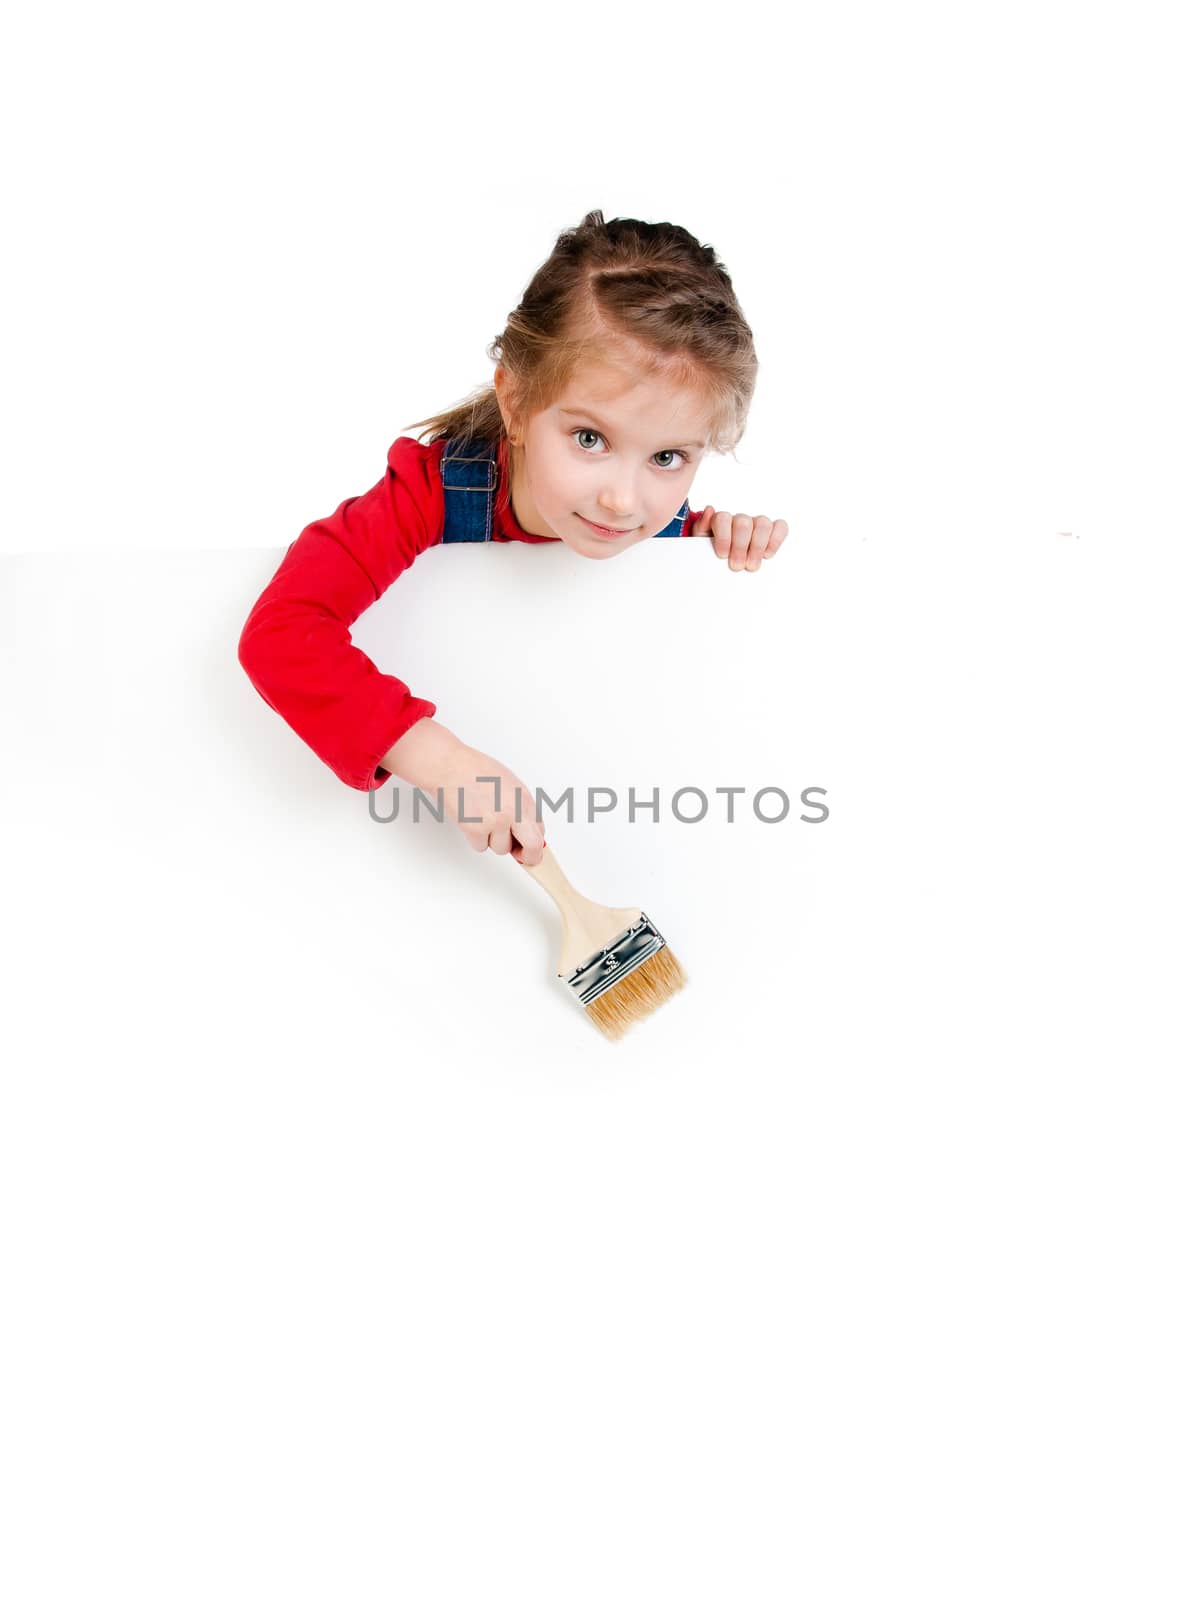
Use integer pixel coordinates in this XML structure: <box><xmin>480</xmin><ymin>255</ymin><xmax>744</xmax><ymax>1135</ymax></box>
<box><xmin>2</xmin><ymin>2</ymin><xmax>1188</xmax><ymax>1595</ymax></box>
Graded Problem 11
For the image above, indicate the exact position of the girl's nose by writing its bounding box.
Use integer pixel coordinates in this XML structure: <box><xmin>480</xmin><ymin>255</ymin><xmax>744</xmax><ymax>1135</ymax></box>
<box><xmin>597</xmin><ymin>482</ymin><xmax>637</xmax><ymax>519</ymax></box>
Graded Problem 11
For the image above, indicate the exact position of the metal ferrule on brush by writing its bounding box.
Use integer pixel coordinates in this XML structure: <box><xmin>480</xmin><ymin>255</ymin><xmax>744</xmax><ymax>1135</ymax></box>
<box><xmin>564</xmin><ymin>914</ymin><xmax>666</xmax><ymax>1007</ymax></box>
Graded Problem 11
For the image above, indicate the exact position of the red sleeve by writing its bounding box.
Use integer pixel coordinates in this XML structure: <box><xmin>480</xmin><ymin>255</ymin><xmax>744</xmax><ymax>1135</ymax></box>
<box><xmin>237</xmin><ymin>437</ymin><xmax>445</xmax><ymax>791</ymax></box>
<box><xmin>682</xmin><ymin>506</ymin><xmax>702</xmax><ymax>536</ymax></box>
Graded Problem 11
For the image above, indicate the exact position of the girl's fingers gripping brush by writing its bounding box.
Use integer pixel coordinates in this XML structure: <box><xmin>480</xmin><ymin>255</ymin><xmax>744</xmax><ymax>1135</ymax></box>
<box><xmin>517</xmin><ymin>842</ymin><xmax>687</xmax><ymax>1040</ymax></box>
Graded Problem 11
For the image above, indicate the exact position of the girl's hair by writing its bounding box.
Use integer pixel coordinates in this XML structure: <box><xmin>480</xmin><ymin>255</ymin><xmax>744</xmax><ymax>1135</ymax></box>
<box><xmin>403</xmin><ymin>210</ymin><xmax>758</xmax><ymax>500</ymax></box>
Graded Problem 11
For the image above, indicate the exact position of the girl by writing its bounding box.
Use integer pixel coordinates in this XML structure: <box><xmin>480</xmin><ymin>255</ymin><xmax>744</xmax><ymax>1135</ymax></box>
<box><xmin>237</xmin><ymin>210</ymin><xmax>788</xmax><ymax>867</ymax></box>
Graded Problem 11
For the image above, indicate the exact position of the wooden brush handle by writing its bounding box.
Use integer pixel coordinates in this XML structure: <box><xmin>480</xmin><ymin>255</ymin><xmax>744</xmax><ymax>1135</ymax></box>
<box><xmin>517</xmin><ymin>843</ymin><xmax>643</xmax><ymax>976</ymax></box>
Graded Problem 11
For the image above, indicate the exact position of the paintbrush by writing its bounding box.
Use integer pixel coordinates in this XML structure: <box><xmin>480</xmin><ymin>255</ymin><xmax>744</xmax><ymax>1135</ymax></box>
<box><xmin>516</xmin><ymin>842</ymin><xmax>687</xmax><ymax>1040</ymax></box>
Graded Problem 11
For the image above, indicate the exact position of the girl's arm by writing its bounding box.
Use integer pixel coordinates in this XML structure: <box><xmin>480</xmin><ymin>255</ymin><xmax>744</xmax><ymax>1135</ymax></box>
<box><xmin>378</xmin><ymin>714</ymin><xmax>466</xmax><ymax>788</ymax></box>
<box><xmin>237</xmin><ymin>442</ymin><xmax>443</xmax><ymax>790</ymax></box>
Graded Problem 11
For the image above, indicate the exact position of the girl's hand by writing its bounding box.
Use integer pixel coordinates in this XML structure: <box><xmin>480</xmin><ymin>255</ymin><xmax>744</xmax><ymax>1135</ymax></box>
<box><xmin>437</xmin><ymin>742</ymin><xmax>547</xmax><ymax>866</ymax></box>
<box><xmin>689</xmin><ymin>506</ymin><xmax>788</xmax><ymax>572</ymax></box>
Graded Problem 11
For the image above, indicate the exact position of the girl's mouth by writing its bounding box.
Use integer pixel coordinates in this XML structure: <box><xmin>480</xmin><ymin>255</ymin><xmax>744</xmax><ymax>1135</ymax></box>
<box><xmin>578</xmin><ymin>514</ymin><xmax>637</xmax><ymax>540</ymax></box>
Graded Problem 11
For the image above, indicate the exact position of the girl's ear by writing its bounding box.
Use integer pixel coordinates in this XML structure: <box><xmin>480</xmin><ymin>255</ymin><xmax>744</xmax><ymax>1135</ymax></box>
<box><xmin>495</xmin><ymin>360</ymin><xmax>527</xmax><ymax>441</ymax></box>
<box><xmin>493</xmin><ymin>364</ymin><xmax>519</xmax><ymax>438</ymax></box>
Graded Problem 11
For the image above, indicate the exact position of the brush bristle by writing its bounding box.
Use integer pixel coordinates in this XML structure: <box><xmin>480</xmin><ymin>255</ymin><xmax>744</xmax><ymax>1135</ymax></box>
<box><xmin>584</xmin><ymin>943</ymin><xmax>688</xmax><ymax>1041</ymax></box>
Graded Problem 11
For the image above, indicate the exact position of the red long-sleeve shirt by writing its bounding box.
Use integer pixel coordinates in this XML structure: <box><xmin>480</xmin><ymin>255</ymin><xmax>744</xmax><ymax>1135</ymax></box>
<box><xmin>238</xmin><ymin>432</ymin><xmax>698</xmax><ymax>790</ymax></box>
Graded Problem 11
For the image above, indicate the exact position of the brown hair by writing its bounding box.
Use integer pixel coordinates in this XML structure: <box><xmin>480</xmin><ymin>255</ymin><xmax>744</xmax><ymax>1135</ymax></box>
<box><xmin>402</xmin><ymin>210</ymin><xmax>758</xmax><ymax>516</ymax></box>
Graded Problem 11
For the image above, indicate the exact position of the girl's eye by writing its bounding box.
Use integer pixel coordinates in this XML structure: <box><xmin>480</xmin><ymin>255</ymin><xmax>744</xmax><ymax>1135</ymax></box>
<box><xmin>570</xmin><ymin>429</ymin><xmax>690</xmax><ymax>471</ymax></box>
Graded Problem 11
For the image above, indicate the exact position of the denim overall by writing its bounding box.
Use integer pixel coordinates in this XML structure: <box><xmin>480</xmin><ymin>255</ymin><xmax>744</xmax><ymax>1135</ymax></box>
<box><xmin>439</xmin><ymin>434</ymin><xmax>689</xmax><ymax>543</ymax></box>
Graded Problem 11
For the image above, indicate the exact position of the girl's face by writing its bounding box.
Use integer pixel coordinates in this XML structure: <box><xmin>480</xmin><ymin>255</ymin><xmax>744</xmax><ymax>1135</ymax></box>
<box><xmin>497</xmin><ymin>359</ymin><xmax>710</xmax><ymax>559</ymax></box>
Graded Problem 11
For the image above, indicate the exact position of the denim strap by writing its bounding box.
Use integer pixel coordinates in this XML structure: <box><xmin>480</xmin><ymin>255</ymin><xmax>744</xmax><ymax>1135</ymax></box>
<box><xmin>440</xmin><ymin>435</ymin><xmax>497</xmax><ymax>544</ymax></box>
